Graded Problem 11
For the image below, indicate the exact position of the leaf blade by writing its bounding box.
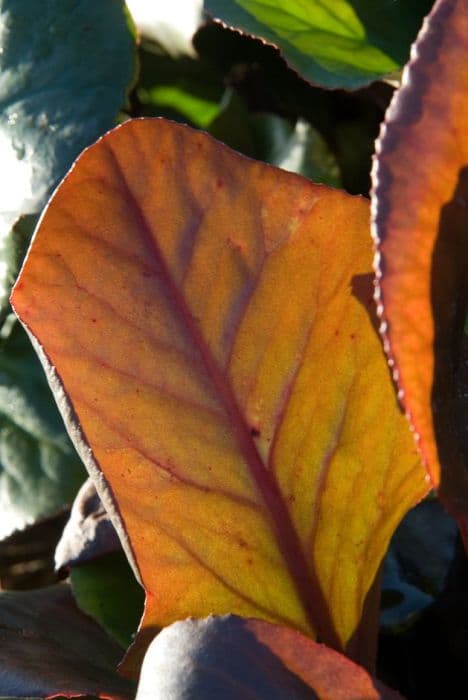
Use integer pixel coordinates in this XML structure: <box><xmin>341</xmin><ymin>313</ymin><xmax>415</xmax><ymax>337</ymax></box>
<box><xmin>204</xmin><ymin>0</ymin><xmax>432</xmax><ymax>89</ymax></box>
<box><xmin>372</xmin><ymin>0</ymin><xmax>468</xmax><ymax>529</ymax></box>
<box><xmin>0</xmin><ymin>585</ymin><xmax>135</xmax><ymax>699</ymax></box>
<box><xmin>135</xmin><ymin>615</ymin><xmax>403</xmax><ymax>700</ymax></box>
<box><xmin>12</xmin><ymin>118</ymin><xmax>427</xmax><ymax>670</ymax></box>
<box><xmin>0</xmin><ymin>320</ymin><xmax>85</xmax><ymax>540</ymax></box>
<box><xmin>0</xmin><ymin>0</ymin><xmax>136</xmax><ymax>238</ymax></box>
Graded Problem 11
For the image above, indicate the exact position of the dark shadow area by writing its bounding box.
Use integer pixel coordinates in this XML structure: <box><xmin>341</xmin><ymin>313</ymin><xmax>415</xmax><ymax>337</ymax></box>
<box><xmin>0</xmin><ymin>510</ymin><xmax>69</xmax><ymax>590</ymax></box>
<box><xmin>351</xmin><ymin>272</ymin><xmax>401</xmax><ymax>399</ymax></box>
<box><xmin>378</xmin><ymin>534</ymin><xmax>468</xmax><ymax>699</ymax></box>
<box><xmin>431</xmin><ymin>166</ymin><xmax>468</xmax><ymax>513</ymax></box>
<box><xmin>349</xmin><ymin>0</ymin><xmax>434</xmax><ymax>63</ymax></box>
<box><xmin>351</xmin><ymin>272</ymin><xmax>379</xmax><ymax>334</ymax></box>
<box><xmin>345</xmin><ymin>563</ymin><xmax>382</xmax><ymax>675</ymax></box>
<box><xmin>193</xmin><ymin>21</ymin><xmax>393</xmax><ymax>195</ymax></box>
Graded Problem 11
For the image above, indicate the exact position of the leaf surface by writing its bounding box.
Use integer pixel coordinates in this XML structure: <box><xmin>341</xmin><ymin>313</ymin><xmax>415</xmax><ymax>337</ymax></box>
<box><xmin>0</xmin><ymin>320</ymin><xmax>85</xmax><ymax>540</ymax></box>
<box><xmin>12</xmin><ymin>118</ymin><xmax>427</xmax><ymax>670</ymax></box>
<box><xmin>135</xmin><ymin>615</ymin><xmax>403</xmax><ymax>700</ymax></box>
<box><xmin>372</xmin><ymin>0</ymin><xmax>468</xmax><ymax>536</ymax></box>
<box><xmin>204</xmin><ymin>0</ymin><xmax>432</xmax><ymax>89</ymax></box>
<box><xmin>0</xmin><ymin>584</ymin><xmax>135</xmax><ymax>699</ymax></box>
<box><xmin>210</xmin><ymin>95</ymin><xmax>341</xmax><ymax>187</ymax></box>
<box><xmin>70</xmin><ymin>551</ymin><xmax>145</xmax><ymax>649</ymax></box>
<box><xmin>55</xmin><ymin>478</ymin><xmax>121</xmax><ymax>571</ymax></box>
<box><xmin>0</xmin><ymin>215</ymin><xmax>36</xmax><ymax>323</ymax></box>
<box><xmin>0</xmin><ymin>0</ymin><xmax>135</xmax><ymax>241</ymax></box>
<box><xmin>136</xmin><ymin>48</ymin><xmax>225</xmax><ymax>128</ymax></box>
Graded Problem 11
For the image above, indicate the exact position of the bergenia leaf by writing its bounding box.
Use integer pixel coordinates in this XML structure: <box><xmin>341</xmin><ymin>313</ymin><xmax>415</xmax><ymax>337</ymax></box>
<box><xmin>372</xmin><ymin>0</ymin><xmax>468</xmax><ymax>541</ymax></box>
<box><xmin>135</xmin><ymin>615</ymin><xmax>403</xmax><ymax>700</ymax></box>
<box><xmin>0</xmin><ymin>320</ymin><xmax>85</xmax><ymax>540</ymax></box>
<box><xmin>0</xmin><ymin>0</ymin><xmax>135</xmax><ymax>537</ymax></box>
<box><xmin>0</xmin><ymin>0</ymin><xmax>135</xmax><ymax>240</ymax></box>
<box><xmin>11</xmin><ymin>118</ymin><xmax>427</xmax><ymax>672</ymax></box>
<box><xmin>70</xmin><ymin>551</ymin><xmax>145</xmax><ymax>650</ymax></box>
<box><xmin>55</xmin><ymin>477</ymin><xmax>121</xmax><ymax>571</ymax></box>
<box><xmin>204</xmin><ymin>0</ymin><xmax>433</xmax><ymax>89</ymax></box>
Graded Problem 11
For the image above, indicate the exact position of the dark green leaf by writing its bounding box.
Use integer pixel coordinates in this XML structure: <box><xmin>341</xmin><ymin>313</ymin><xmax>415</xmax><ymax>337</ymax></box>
<box><xmin>0</xmin><ymin>215</ymin><xmax>36</xmax><ymax>324</ymax></box>
<box><xmin>204</xmin><ymin>0</ymin><xmax>432</xmax><ymax>89</ymax></box>
<box><xmin>259</xmin><ymin>116</ymin><xmax>341</xmax><ymax>185</ymax></box>
<box><xmin>0</xmin><ymin>320</ymin><xmax>85</xmax><ymax>539</ymax></box>
<box><xmin>136</xmin><ymin>47</ymin><xmax>225</xmax><ymax>127</ymax></box>
<box><xmin>71</xmin><ymin>551</ymin><xmax>145</xmax><ymax>649</ymax></box>
<box><xmin>209</xmin><ymin>91</ymin><xmax>340</xmax><ymax>184</ymax></box>
<box><xmin>0</xmin><ymin>0</ymin><xmax>136</xmax><ymax>238</ymax></box>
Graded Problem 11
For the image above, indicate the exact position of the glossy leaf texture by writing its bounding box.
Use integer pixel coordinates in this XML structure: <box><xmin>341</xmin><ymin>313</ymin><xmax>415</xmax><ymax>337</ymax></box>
<box><xmin>0</xmin><ymin>0</ymin><xmax>135</xmax><ymax>243</ymax></box>
<box><xmin>0</xmin><ymin>585</ymin><xmax>135</xmax><ymax>699</ymax></box>
<box><xmin>204</xmin><ymin>0</ymin><xmax>433</xmax><ymax>89</ymax></box>
<box><xmin>135</xmin><ymin>615</ymin><xmax>403</xmax><ymax>700</ymax></box>
<box><xmin>11</xmin><ymin>118</ymin><xmax>427</xmax><ymax>671</ymax></box>
<box><xmin>372</xmin><ymin>0</ymin><xmax>468</xmax><ymax>538</ymax></box>
<box><xmin>0</xmin><ymin>319</ymin><xmax>85</xmax><ymax>540</ymax></box>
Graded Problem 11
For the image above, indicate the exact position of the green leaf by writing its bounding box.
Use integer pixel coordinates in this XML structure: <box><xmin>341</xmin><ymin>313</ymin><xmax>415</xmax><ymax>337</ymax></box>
<box><xmin>11</xmin><ymin>117</ymin><xmax>428</xmax><ymax>673</ymax></box>
<box><xmin>0</xmin><ymin>0</ymin><xmax>136</xmax><ymax>238</ymax></box>
<box><xmin>0</xmin><ymin>0</ymin><xmax>134</xmax><ymax>539</ymax></box>
<box><xmin>0</xmin><ymin>319</ymin><xmax>85</xmax><ymax>539</ymax></box>
<box><xmin>0</xmin><ymin>214</ymin><xmax>36</xmax><ymax>325</ymax></box>
<box><xmin>136</xmin><ymin>47</ymin><xmax>225</xmax><ymax>128</ymax></box>
<box><xmin>204</xmin><ymin>0</ymin><xmax>432</xmax><ymax>89</ymax></box>
<box><xmin>71</xmin><ymin>552</ymin><xmax>145</xmax><ymax>649</ymax></box>
<box><xmin>209</xmin><ymin>91</ymin><xmax>341</xmax><ymax>185</ymax></box>
<box><xmin>263</xmin><ymin>117</ymin><xmax>341</xmax><ymax>186</ymax></box>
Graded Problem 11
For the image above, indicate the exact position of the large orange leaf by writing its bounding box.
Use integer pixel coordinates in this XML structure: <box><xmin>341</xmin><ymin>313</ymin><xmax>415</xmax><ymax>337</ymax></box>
<box><xmin>372</xmin><ymin>0</ymin><xmax>468</xmax><ymax>539</ymax></box>
<box><xmin>11</xmin><ymin>118</ymin><xmax>427</xmax><ymax>671</ymax></box>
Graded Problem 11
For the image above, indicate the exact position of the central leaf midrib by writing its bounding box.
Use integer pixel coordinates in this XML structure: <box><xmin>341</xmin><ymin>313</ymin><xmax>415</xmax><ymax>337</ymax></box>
<box><xmin>104</xmin><ymin>133</ymin><xmax>339</xmax><ymax>647</ymax></box>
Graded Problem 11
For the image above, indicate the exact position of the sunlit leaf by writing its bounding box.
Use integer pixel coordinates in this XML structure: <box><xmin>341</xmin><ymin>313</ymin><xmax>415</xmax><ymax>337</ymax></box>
<box><xmin>204</xmin><ymin>0</ymin><xmax>432</xmax><ymax>89</ymax></box>
<box><xmin>0</xmin><ymin>584</ymin><xmax>135</xmax><ymax>699</ymax></box>
<box><xmin>135</xmin><ymin>615</ymin><xmax>403</xmax><ymax>700</ymax></box>
<box><xmin>12</xmin><ymin>118</ymin><xmax>427</xmax><ymax>672</ymax></box>
<box><xmin>372</xmin><ymin>0</ymin><xmax>468</xmax><ymax>539</ymax></box>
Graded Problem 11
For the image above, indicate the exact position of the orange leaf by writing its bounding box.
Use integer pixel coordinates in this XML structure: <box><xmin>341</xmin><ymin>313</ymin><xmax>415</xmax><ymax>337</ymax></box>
<box><xmin>11</xmin><ymin>118</ymin><xmax>427</xmax><ymax>672</ymax></box>
<box><xmin>372</xmin><ymin>0</ymin><xmax>468</xmax><ymax>539</ymax></box>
